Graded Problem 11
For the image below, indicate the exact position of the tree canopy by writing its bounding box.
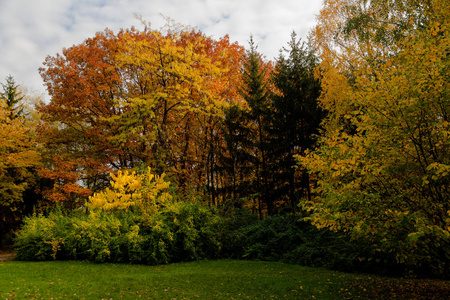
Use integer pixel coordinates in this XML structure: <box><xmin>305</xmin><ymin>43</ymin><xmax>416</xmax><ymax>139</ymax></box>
<box><xmin>300</xmin><ymin>0</ymin><xmax>449</xmax><ymax>267</ymax></box>
<box><xmin>37</xmin><ymin>25</ymin><xmax>244</xmax><ymax>206</ymax></box>
<box><xmin>2</xmin><ymin>3</ymin><xmax>449</xmax><ymax>276</ymax></box>
<box><xmin>0</xmin><ymin>76</ymin><xmax>41</xmax><ymax>247</ymax></box>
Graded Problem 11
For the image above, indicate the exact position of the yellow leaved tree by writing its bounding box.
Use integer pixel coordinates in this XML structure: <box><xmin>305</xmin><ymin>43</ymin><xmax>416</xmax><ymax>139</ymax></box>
<box><xmin>301</xmin><ymin>0</ymin><xmax>449</xmax><ymax>272</ymax></box>
<box><xmin>0</xmin><ymin>78</ymin><xmax>41</xmax><ymax>246</ymax></box>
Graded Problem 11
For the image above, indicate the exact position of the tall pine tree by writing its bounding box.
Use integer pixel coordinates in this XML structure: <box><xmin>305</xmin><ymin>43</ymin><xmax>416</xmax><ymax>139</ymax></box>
<box><xmin>217</xmin><ymin>105</ymin><xmax>255</xmax><ymax>213</ymax></box>
<box><xmin>239</xmin><ymin>37</ymin><xmax>273</xmax><ymax>216</ymax></box>
<box><xmin>1</xmin><ymin>75</ymin><xmax>24</xmax><ymax>120</ymax></box>
<box><xmin>269</xmin><ymin>32</ymin><xmax>323</xmax><ymax>211</ymax></box>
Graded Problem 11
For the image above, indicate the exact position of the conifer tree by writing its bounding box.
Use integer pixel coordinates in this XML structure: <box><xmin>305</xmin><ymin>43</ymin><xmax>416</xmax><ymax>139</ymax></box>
<box><xmin>269</xmin><ymin>33</ymin><xmax>323</xmax><ymax>211</ymax></box>
<box><xmin>217</xmin><ymin>105</ymin><xmax>255</xmax><ymax>212</ymax></box>
<box><xmin>239</xmin><ymin>37</ymin><xmax>273</xmax><ymax>215</ymax></box>
<box><xmin>1</xmin><ymin>75</ymin><xmax>24</xmax><ymax>119</ymax></box>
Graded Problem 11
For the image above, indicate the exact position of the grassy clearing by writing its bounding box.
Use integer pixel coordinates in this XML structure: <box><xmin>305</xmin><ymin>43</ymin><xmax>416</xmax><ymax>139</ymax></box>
<box><xmin>1</xmin><ymin>259</ymin><xmax>449</xmax><ymax>299</ymax></box>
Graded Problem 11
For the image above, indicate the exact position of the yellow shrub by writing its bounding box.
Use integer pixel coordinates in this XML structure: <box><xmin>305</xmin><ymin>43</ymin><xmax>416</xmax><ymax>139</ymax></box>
<box><xmin>88</xmin><ymin>167</ymin><xmax>172</xmax><ymax>211</ymax></box>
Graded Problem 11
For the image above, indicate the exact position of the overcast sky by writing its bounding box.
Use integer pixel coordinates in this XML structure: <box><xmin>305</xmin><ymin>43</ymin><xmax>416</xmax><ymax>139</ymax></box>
<box><xmin>0</xmin><ymin>0</ymin><xmax>323</xmax><ymax>99</ymax></box>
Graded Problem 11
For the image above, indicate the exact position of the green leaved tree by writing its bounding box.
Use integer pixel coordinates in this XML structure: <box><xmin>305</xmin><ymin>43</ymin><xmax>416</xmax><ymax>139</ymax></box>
<box><xmin>1</xmin><ymin>75</ymin><xmax>24</xmax><ymax>120</ymax></box>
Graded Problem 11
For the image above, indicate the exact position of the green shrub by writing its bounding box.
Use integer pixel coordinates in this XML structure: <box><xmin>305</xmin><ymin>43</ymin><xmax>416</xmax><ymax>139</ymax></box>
<box><xmin>233</xmin><ymin>214</ymin><xmax>406</xmax><ymax>276</ymax></box>
<box><xmin>13</xmin><ymin>214</ymin><xmax>55</xmax><ymax>261</ymax></box>
<box><xmin>236</xmin><ymin>214</ymin><xmax>305</xmax><ymax>261</ymax></box>
<box><xmin>63</xmin><ymin>212</ymin><xmax>122</xmax><ymax>262</ymax></box>
<box><xmin>218</xmin><ymin>209</ymin><xmax>259</xmax><ymax>258</ymax></box>
<box><xmin>150</xmin><ymin>201</ymin><xmax>221</xmax><ymax>262</ymax></box>
<box><xmin>14</xmin><ymin>208</ymin><xmax>71</xmax><ymax>261</ymax></box>
<box><xmin>14</xmin><ymin>202</ymin><xmax>222</xmax><ymax>265</ymax></box>
<box><xmin>16</xmin><ymin>205</ymin><xmax>439</xmax><ymax>277</ymax></box>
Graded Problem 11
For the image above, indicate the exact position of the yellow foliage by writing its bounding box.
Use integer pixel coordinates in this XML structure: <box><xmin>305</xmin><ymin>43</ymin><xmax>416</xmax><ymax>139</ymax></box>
<box><xmin>88</xmin><ymin>167</ymin><xmax>172</xmax><ymax>211</ymax></box>
<box><xmin>0</xmin><ymin>101</ymin><xmax>41</xmax><ymax>206</ymax></box>
<box><xmin>301</xmin><ymin>0</ymin><xmax>450</xmax><ymax>262</ymax></box>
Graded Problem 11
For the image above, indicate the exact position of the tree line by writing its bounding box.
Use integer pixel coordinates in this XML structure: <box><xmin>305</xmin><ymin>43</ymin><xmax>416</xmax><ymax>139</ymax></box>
<box><xmin>1</xmin><ymin>24</ymin><xmax>322</xmax><ymax>243</ymax></box>
<box><xmin>1</xmin><ymin>0</ymin><xmax>449</xmax><ymax>276</ymax></box>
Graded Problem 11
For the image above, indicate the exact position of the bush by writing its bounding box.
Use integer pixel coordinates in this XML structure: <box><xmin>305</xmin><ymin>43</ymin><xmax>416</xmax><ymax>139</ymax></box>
<box><xmin>233</xmin><ymin>214</ymin><xmax>407</xmax><ymax>276</ymax></box>
<box><xmin>14</xmin><ymin>207</ymin><xmax>71</xmax><ymax>261</ymax></box>
<box><xmin>14</xmin><ymin>202</ymin><xmax>222</xmax><ymax>265</ymax></box>
<box><xmin>237</xmin><ymin>214</ymin><xmax>304</xmax><ymax>261</ymax></box>
<box><xmin>15</xmin><ymin>207</ymin><xmax>443</xmax><ymax>277</ymax></box>
<box><xmin>218</xmin><ymin>209</ymin><xmax>259</xmax><ymax>258</ymax></box>
<box><xmin>15</xmin><ymin>167</ymin><xmax>224</xmax><ymax>264</ymax></box>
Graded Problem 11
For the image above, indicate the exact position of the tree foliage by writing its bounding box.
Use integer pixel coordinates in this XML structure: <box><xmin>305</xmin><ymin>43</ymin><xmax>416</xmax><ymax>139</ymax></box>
<box><xmin>211</xmin><ymin>35</ymin><xmax>324</xmax><ymax>216</ymax></box>
<box><xmin>0</xmin><ymin>76</ymin><xmax>41</xmax><ymax>246</ymax></box>
<box><xmin>1</xmin><ymin>75</ymin><xmax>24</xmax><ymax>119</ymax></box>
<box><xmin>88</xmin><ymin>167</ymin><xmax>172</xmax><ymax>211</ymax></box>
<box><xmin>5</xmin><ymin>6</ymin><xmax>449</xmax><ymax>276</ymax></box>
<box><xmin>217</xmin><ymin>104</ymin><xmax>256</xmax><ymax>212</ymax></box>
<box><xmin>38</xmin><ymin>24</ymin><xmax>244</xmax><ymax>206</ymax></box>
<box><xmin>236</xmin><ymin>37</ymin><xmax>273</xmax><ymax>214</ymax></box>
<box><xmin>301</xmin><ymin>0</ymin><xmax>449</xmax><ymax>270</ymax></box>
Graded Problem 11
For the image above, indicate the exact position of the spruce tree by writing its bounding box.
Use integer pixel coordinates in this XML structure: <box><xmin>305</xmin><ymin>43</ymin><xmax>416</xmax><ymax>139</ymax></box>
<box><xmin>1</xmin><ymin>75</ymin><xmax>24</xmax><ymax>119</ymax></box>
<box><xmin>239</xmin><ymin>37</ymin><xmax>273</xmax><ymax>216</ymax></box>
<box><xmin>269</xmin><ymin>32</ymin><xmax>323</xmax><ymax>211</ymax></box>
<box><xmin>217</xmin><ymin>105</ymin><xmax>255</xmax><ymax>212</ymax></box>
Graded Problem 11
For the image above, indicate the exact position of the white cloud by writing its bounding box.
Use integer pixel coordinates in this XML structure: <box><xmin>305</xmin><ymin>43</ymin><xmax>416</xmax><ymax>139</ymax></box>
<box><xmin>0</xmin><ymin>0</ymin><xmax>323</xmax><ymax>98</ymax></box>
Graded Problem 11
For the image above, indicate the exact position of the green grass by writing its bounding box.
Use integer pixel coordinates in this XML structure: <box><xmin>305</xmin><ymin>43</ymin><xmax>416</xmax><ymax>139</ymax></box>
<box><xmin>1</xmin><ymin>259</ymin><xmax>449</xmax><ymax>299</ymax></box>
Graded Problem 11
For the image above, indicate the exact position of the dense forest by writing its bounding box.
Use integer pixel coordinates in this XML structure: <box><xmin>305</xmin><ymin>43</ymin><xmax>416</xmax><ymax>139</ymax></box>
<box><xmin>1</xmin><ymin>0</ymin><xmax>449</xmax><ymax>277</ymax></box>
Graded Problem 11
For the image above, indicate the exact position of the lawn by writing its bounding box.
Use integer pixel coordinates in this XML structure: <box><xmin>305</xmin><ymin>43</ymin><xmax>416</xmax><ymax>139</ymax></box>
<box><xmin>1</xmin><ymin>259</ymin><xmax>449</xmax><ymax>299</ymax></box>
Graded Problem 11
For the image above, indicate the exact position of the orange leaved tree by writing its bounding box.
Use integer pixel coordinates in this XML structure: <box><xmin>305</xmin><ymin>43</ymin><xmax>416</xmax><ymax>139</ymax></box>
<box><xmin>38</xmin><ymin>23</ymin><xmax>244</xmax><ymax>207</ymax></box>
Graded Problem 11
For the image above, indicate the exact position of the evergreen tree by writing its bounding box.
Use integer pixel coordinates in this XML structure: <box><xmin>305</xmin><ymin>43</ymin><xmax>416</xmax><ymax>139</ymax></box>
<box><xmin>239</xmin><ymin>37</ymin><xmax>273</xmax><ymax>216</ymax></box>
<box><xmin>1</xmin><ymin>75</ymin><xmax>24</xmax><ymax>119</ymax></box>
<box><xmin>217</xmin><ymin>105</ymin><xmax>255</xmax><ymax>213</ymax></box>
<box><xmin>269</xmin><ymin>32</ymin><xmax>323</xmax><ymax>211</ymax></box>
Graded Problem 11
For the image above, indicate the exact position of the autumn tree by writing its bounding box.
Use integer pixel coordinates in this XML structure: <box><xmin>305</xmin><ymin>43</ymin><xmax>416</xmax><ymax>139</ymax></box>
<box><xmin>0</xmin><ymin>77</ymin><xmax>41</xmax><ymax>247</ymax></box>
<box><xmin>38</xmin><ymin>23</ymin><xmax>244</xmax><ymax>207</ymax></box>
<box><xmin>112</xmin><ymin>26</ymin><xmax>244</xmax><ymax>191</ymax></box>
<box><xmin>38</xmin><ymin>29</ymin><xmax>125</xmax><ymax>207</ymax></box>
<box><xmin>301</xmin><ymin>0</ymin><xmax>449</xmax><ymax>273</ymax></box>
<box><xmin>197</xmin><ymin>34</ymin><xmax>245</xmax><ymax>207</ymax></box>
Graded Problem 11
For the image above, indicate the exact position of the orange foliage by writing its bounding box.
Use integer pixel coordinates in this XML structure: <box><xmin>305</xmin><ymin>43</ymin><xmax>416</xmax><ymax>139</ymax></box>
<box><xmin>38</xmin><ymin>24</ymin><xmax>245</xmax><ymax>204</ymax></box>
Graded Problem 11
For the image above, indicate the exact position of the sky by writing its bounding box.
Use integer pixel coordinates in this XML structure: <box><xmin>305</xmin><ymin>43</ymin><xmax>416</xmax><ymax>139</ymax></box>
<box><xmin>0</xmin><ymin>0</ymin><xmax>323</xmax><ymax>99</ymax></box>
